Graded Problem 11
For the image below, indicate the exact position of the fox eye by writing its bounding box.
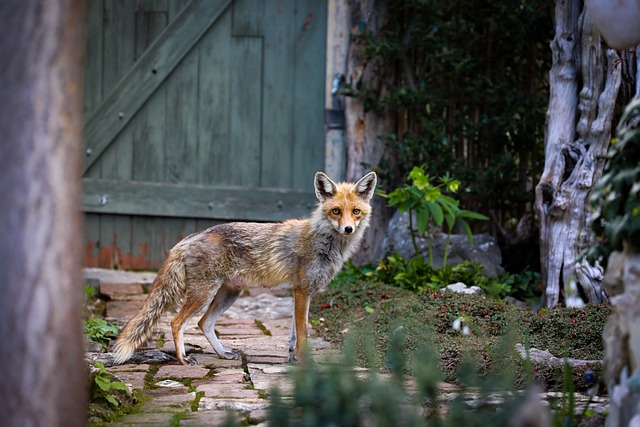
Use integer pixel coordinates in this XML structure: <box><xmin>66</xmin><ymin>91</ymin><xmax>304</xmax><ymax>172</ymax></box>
<box><xmin>353</xmin><ymin>209</ymin><xmax>361</xmax><ymax>215</ymax></box>
<box><xmin>332</xmin><ymin>208</ymin><xmax>341</xmax><ymax>215</ymax></box>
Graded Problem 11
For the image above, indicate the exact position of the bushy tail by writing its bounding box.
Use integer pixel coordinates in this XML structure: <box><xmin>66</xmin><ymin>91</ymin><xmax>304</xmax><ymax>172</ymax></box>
<box><xmin>112</xmin><ymin>252</ymin><xmax>185</xmax><ymax>364</ymax></box>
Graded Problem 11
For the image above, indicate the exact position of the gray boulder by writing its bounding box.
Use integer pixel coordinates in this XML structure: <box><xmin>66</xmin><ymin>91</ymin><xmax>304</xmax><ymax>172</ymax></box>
<box><xmin>377</xmin><ymin>210</ymin><xmax>504</xmax><ymax>277</ymax></box>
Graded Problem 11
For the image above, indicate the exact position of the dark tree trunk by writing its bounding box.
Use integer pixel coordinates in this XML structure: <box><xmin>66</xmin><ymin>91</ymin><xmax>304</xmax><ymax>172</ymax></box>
<box><xmin>344</xmin><ymin>0</ymin><xmax>395</xmax><ymax>264</ymax></box>
<box><xmin>0</xmin><ymin>1</ymin><xmax>87</xmax><ymax>425</ymax></box>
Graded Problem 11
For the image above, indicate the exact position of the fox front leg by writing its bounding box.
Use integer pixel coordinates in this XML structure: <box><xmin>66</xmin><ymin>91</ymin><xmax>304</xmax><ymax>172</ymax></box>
<box><xmin>290</xmin><ymin>287</ymin><xmax>311</xmax><ymax>363</ymax></box>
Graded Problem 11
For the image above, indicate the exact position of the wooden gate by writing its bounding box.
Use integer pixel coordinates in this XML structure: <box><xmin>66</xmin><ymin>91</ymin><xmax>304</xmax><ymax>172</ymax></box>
<box><xmin>82</xmin><ymin>0</ymin><xmax>327</xmax><ymax>269</ymax></box>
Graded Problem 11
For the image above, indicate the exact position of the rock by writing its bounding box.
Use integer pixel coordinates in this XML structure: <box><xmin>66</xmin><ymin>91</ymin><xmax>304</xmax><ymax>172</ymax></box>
<box><xmin>83</xmin><ymin>268</ymin><xmax>156</xmax><ymax>287</ymax></box>
<box><xmin>377</xmin><ymin>210</ymin><xmax>504</xmax><ymax>277</ymax></box>
<box><xmin>444</xmin><ymin>282</ymin><xmax>484</xmax><ymax>296</ymax></box>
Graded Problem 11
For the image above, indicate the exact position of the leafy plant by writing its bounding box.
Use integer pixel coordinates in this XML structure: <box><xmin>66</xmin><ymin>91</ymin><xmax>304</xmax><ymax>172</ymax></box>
<box><xmin>85</xmin><ymin>318</ymin><xmax>119</xmax><ymax>350</ymax></box>
<box><xmin>380</xmin><ymin>166</ymin><xmax>488</xmax><ymax>264</ymax></box>
<box><xmin>91</xmin><ymin>361</ymin><xmax>129</xmax><ymax>407</ymax></box>
<box><xmin>589</xmin><ymin>97</ymin><xmax>640</xmax><ymax>265</ymax></box>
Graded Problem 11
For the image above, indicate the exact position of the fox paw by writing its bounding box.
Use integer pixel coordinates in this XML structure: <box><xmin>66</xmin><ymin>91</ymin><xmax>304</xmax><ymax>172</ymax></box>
<box><xmin>183</xmin><ymin>354</ymin><xmax>199</xmax><ymax>365</ymax></box>
<box><xmin>288</xmin><ymin>350</ymin><xmax>298</xmax><ymax>364</ymax></box>
<box><xmin>220</xmin><ymin>349</ymin><xmax>240</xmax><ymax>360</ymax></box>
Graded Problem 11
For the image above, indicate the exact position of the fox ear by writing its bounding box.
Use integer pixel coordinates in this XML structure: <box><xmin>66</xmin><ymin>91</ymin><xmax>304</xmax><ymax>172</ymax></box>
<box><xmin>354</xmin><ymin>172</ymin><xmax>377</xmax><ymax>201</ymax></box>
<box><xmin>314</xmin><ymin>172</ymin><xmax>337</xmax><ymax>201</ymax></box>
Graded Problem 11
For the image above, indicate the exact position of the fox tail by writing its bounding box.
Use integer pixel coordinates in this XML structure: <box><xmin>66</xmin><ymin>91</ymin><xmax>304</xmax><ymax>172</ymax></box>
<box><xmin>112</xmin><ymin>252</ymin><xmax>185</xmax><ymax>364</ymax></box>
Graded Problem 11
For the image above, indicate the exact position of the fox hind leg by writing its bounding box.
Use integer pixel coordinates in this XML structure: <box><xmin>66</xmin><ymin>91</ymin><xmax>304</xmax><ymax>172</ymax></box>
<box><xmin>171</xmin><ymin>283</ymin><xmax>219</xmax><ymax>365</ymax></box>
<box><xmin>198</xmin><ymin>280</ymin><xmax>241</xmax><ymax>359</ymax></box>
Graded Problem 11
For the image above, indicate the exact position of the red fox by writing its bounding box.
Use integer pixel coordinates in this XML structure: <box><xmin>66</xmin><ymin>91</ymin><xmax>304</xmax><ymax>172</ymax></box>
<box><xmin>112</xmin><ymin>171</ymin><xmax>377</xmax><ymax>365</ymax></box>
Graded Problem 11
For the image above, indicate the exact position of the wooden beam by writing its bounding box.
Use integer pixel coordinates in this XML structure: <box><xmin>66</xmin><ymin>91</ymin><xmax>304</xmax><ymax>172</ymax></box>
<box><xmin>82</xmin><ymin>178</ymin><xmax>317</xmax><ymax>221</ymax></box>
<box><xmin>82</xmin><ymin>0</ymin><xmax>232</xmax><ymax>175</ymax></box>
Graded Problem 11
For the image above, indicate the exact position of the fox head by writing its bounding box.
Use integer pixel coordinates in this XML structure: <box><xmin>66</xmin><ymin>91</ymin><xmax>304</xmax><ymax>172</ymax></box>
<box><xmin>314</xmin><ymin>171</ymin><xmax>377</xmax><ymax>236</ymax></box>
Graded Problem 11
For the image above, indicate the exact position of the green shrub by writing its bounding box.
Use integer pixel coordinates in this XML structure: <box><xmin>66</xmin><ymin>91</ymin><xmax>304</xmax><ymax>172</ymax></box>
<box><xmin>311</xmin><ymin>282</ymin><xmax>609</xmax><ymax>389</ymax></box>
<box><xmin>85</xmin><ymin>318</ymin><xmax>119</xmax><ymax>350</ymax></box>
<box><xmin>333</xmin><ymin>254</ymin><xmax>540</xmax><ymax>301</ymax></box>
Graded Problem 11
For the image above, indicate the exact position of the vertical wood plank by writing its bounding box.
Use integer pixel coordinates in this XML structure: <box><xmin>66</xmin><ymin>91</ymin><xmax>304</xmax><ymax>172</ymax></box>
<box><xmin>231</xmin><ymin>0</ymin><xmax>263</xmax><ymax>36</ymax></box>
<box><xmin>83</xmin><ymin>2</ymin><xmax>105</xmax><ymax>264</ymax></box>
<box><xmin>260</xmin><ymin>0</ymin><xmax>294</xmax><ymax>188</ymax></box>
<box><xmin>228</xmin><ymin>36</ymin><xmax>263</xmax><ymax>187</ymax></box>
<box><xmin>292</xmin><ymin>0</ymin><xmax>326</xmax><ymax>189</ymax></box>
<box><xmin>198</xmin><ymin>8</ymin><xmax>232</xmax><ymax>186</ymax></box>
<box><xmin>130</xmin><ymin>0</ymin><xmax>169</xmax><ymax>269</ymax></box>
<box><xmin>99</xmin><ymin>0</ymin><xmax>136</xmax><ymax>268</ymax></box>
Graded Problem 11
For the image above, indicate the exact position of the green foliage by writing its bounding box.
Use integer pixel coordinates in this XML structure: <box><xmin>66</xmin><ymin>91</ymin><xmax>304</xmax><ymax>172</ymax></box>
<box><xmin>333</xmin><ymin>253</ymin><xmax>540</xmax><ymax>302</ymax></box>
<box><xmin>589</xmin><ymin>98</ymin><xmax>640</xmax><ymax>264</ymax></box>
<box><xmin>519</xmin><ymin>304</ymin><xmax>612</xmax><ymax>361</ymax></box>
<box><xmin>347</xmin><ymin>0</ymin><xmax>551</xmax><ymax>226</ymax></box>
<box><xmin>91</xmin><ymin>361</ymin><xmax>129</xmax><ymax>407</ymax></box>
<box><xmin>311</xmin><ymin>282</ymin><xmax>609</xmax><ymax>389</ymax></box>
<box><xmin>380</xmin><ymin>166</ymin><xmax>488</xmax><ymax>262</ymax></box>
<box><xmin>85</xmin><ymin>318</ymin><xmax>119</xmax><ymax>350</ymax></box>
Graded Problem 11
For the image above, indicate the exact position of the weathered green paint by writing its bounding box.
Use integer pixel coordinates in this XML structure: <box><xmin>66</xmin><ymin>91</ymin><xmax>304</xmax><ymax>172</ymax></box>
<box><xmin>83</xmin><ymin>0</ymin><xmax>327</xmax><ymax>269</ymax></box>
<box><xmin>83</xmin><ymin>178</ymin><xmax>317</xmax><ymax>221</ymax></box>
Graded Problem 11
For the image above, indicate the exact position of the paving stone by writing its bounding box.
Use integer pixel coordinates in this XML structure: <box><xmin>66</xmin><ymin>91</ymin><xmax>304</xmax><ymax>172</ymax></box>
<box><xmin>106</xmin><ymin>299</ymin><xmax>146</xmax><ymax>319</ymax></box>
<box><xmin>138</xmin><ymin>393</ymin><xmax>194</xmax><ymax>413</ymax></box>
<box><xmin>247</xmin><ymin>364</ymin><xmax>293</xmax><ymax>394</ymax></box>
<box><xmin>189</xmin><ymin>353</ymin><xmax>244</xmax><ymax>368</ymax></box>
<box><xmin>196</xmin><ymin>383</ymin><xmax>262</xmax><ymax>400</ymax></box>
<box><xmin>246</xmin><ymin>355</ymin><xmax>289</xmax><ymax>364</ymax></box>
<box><xmin>198</xmin><ymin>397</ymin><xmax>270</xmax><ymax>412</ymax></box>
<box><xmin>84</xmin><ymin>268</ymin><xmax>157</xmax><ymax>285</ymax></box>
<box><xmin>180</xmin><ymin>411</ymin><xmax>232</xmax><ymax>426</ymax></box>
<box><xmin>100</xmin><ymin>282</ymin><xmax>145</xmax><ymax>300</ymax></box>
<box><xmin>156</xmin><ymin>365</ymin><xmax>209</xmax><ymax>380</ymax></box>
<box><xmin>216</xmin><ymin>318</ymin><xmax>258</xmax><ymax>326</ymax></box>
<box><xmin>260</xmin><ymin>318</ymin><xmax>292</xmax><ymax>336</ymax></box>
<box><xmin>216</xmin><ymin>325</ymin><xmax>265</xmax><ymax>336</ymax></box>
<box><xmin>112</xmin><ymin>371</ymin><xmax>147</xmax><ymax>391</ymax></box>
<box><xmin>248</xmin><ymin>408</ymin><xmax>270</xmax><ymax>425</ymax></box>
<box><xmin>108</xmin><ymin>363</ymin><xmax>150</xmax><ymax>373</ymax></box>
<box><xmin>142</xmin><ymin>387</ymin><xmax>191</xmax><ymax>398</ymax></box>
<box><xmin>110</xmin><ymin>412</ymin><xmax>176</xmax><ymax>425</ymax></box>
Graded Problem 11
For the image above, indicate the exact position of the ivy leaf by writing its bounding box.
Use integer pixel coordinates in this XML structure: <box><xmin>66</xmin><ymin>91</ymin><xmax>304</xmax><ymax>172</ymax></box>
<box><xmin>95</xmin><ymin>375</ymin><xmax>111</xmax><ymax>391</ymax></box>
<box><xmin>104</xmin><ymin>395</ymin><xmax>119</xmax><ymax>407</ymax></box>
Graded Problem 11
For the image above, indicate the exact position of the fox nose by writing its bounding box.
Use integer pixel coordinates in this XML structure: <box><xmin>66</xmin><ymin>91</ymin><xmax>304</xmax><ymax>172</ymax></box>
<box><xmin>344</xmin><ymin>226</ymin><xmax>353</xmax><ymax>234</ymax></box>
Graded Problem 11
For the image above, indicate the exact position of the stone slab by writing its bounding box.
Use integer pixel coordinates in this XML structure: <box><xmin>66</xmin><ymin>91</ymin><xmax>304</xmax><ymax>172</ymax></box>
<box><xmin>112</xmin><ymin>371</ymin><xmax>147</xmax><ymax>391</ymax></box>
<box><xmin>106</xmin><ymin>300</ymin><xmax>146</xmax><ymax>319</ymax></box>
<box><xmin>83</xmin><ymin>268</ymin><xmax>156</xmax><ymax>286</ymax></box>
<box><xmin>155</xmin><ymin>365</ymin><xmax>210</xmax><ymax>380</ymax></box>
<box><xmin>180</xmin><ymin>411</ymin><xmax>232</xmax><ymax>426</ymax></box>
<box><xmin>189</xmin><ymin>353</ymin><xmax>244</xmax><ymax>368</ymax></box>
<box><xmin>195</xmin><ymin>383</ymin><xmax>261</xmax><ymax>400</ymax></box>
<box><xmin>100</xmin><ymin>282</ymin><xmax>144</xmax><ymax>300</ymax></box>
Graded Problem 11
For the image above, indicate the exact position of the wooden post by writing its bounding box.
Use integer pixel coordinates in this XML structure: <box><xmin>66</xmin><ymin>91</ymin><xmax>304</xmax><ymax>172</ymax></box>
<box><xmin>324</xmin><ymin>0</ymin><xmax>350</xmax><ymax>182</ymax></box>
<box><xmin>0</xmin><ymin>1</ymin><xmax>87</xmax><ymax>425</ymax></box>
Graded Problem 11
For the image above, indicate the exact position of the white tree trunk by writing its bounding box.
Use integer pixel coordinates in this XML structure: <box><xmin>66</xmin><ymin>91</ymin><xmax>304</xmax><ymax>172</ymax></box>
<box><xmin>535</xmin><ymin>1</ymin><xmax>620</xmax><ymax>308</ymax></box>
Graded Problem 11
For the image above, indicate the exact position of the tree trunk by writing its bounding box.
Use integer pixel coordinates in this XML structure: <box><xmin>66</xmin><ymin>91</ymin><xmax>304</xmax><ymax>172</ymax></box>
<box><xmin>344</xmin><ymin>0</ymin><xmax>395</xmax><ymax>264</ymax></box>
<box><xmin>535</xmin><ymin>1</ymin><xmax>620</xmax><ymax>308</ymax></box>
<box><xmin>0</xmin><ymin>1</ymin><xmax>87</xmax><ymax>425</ymax></box>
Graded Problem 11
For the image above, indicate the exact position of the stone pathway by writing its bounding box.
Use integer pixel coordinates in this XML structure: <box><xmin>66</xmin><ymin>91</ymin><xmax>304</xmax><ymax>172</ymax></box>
<box><xmin>84</xmin><ymin>268</ymin><xmax>610</xmax><ymax>426</ymax></box>
<box><xmin>85</xmin><ymin>268</ymin><xmax>335</xmax><ymax>426</ymax></box>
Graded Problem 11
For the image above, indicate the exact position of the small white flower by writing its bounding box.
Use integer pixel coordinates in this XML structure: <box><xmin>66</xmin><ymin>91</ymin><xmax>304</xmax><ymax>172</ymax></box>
<box><xmin>462</xmin><ymin>326</ymin><xmax>471</xmax><ymax>336</ymax></box>
<box><xmin>452</xmin><ymin>318</ymin><xmax>462</xmax><ymax>331</ymax></box>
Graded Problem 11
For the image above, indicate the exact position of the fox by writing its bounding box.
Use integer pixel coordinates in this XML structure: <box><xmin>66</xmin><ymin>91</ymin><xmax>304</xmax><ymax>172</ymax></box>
<box><xmin>112</xmin><ymin>171</ymin><xmax>377</xmax><ymax>365</ymax></box>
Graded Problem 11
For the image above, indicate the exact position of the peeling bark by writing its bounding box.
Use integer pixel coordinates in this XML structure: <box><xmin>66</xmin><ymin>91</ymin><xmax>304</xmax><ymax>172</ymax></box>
<box><xmin>344</xmin><ymin>0</ymin><xmax>395</xmax><ymax>264</ymax></box>
<box><xmin>536</xmin><ymin>3</ymin><xmax>620</xmax><ymax>308</ymax></box>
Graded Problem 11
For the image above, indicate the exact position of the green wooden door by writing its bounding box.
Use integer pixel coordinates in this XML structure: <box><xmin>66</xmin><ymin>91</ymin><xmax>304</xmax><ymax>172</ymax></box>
<box><xmin>83</xmin><ymin>0</ymin><xmax>327</xmax><ymax>269</ymax></box>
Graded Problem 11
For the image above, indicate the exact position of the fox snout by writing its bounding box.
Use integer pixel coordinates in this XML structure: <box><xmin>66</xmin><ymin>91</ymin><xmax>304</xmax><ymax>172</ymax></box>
<box><xmin>344</xmin><ymin>226</ymin><xmax>353</xmax><ymax>234</ymax></box>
